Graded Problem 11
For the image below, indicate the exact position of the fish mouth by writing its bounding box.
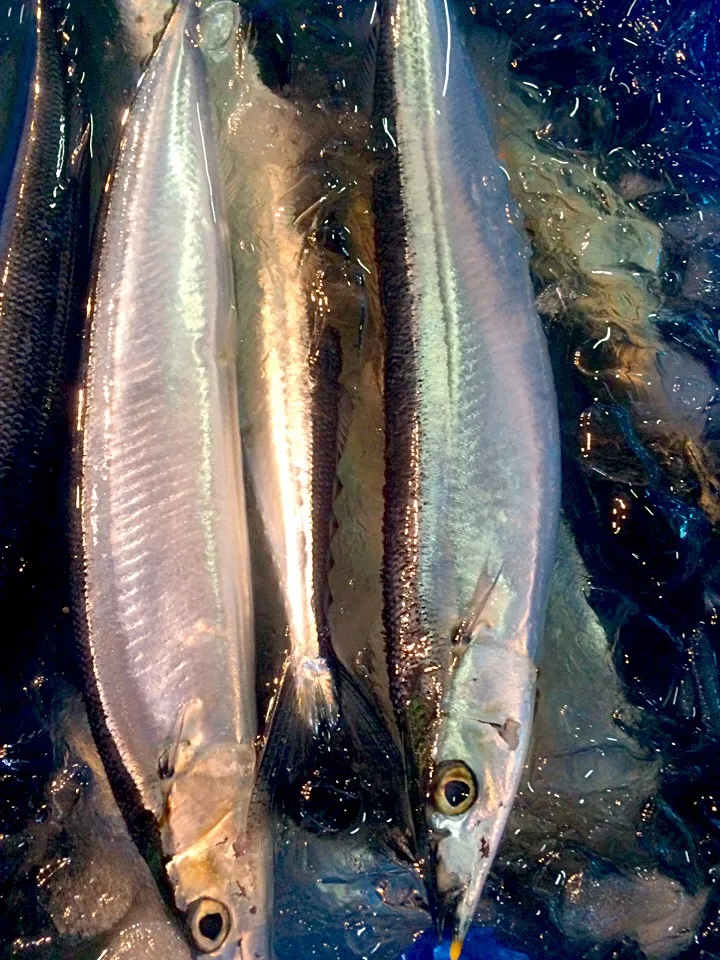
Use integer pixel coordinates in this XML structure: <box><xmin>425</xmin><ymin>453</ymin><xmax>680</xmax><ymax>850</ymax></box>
<box><xmin>425</xmin><ymin>826</ymin><xmax>461</xmax><ymax>939</ymax></box>
<box><xmin>439</xmin><ymin>897</ymin><xmax>471</xmax><ymax>960</ymax></box>
<box><xmin>432</xmin><ymin>879</ymin><xmax>465</xmax><ymax>942</ymax></box>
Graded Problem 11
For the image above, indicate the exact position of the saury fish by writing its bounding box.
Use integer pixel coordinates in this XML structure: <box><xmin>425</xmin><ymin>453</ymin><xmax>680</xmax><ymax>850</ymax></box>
<box><xmin>228</xmin><ymin>51</ymin><xmax>340</xmax><ymax>751</ymax></box>
<box><xmin>0</xmin><ymin>0</ymin><xmax>86</xmax><ymax>586</ymax></box>
<box><xmin>216</xmin><ymin>7</ymin><xmax>401</xmax><ymax>823</ymax></box>
<box><xmin>373</xmin><ymin>0</ymin><xmax>561</xmax><ymax>951</ymax></box>
<box><xmin>76</xmin><ymin>2</ymin><xmax>269</xmax><ymax>957</ymax></box>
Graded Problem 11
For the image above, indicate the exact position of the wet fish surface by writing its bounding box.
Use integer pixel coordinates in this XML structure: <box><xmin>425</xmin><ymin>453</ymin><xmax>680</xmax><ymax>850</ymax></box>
<box><xmin>209</xmin><ymin>5</ymin><xmax>404</xmax><ymax>834</ymax></box>
<box><xmin>62</xmin><ymin>0</ymin><xmax>173</xmax><ymax>223</ymax></box>
<box><xmin>0</xmin><ymin>0</ymin><xmax>87</xmax><ymax>588</ymax></box>
<box><xmin>227</xmin><ymin>49</ymin><xmax>343</xmax><ymax>758</ymax></box>
<box><xmin>76</xmin><ymin>2</ymin><xmax>269</xmax><ymax>957</ymax></box>
<box><xmin>373</xmin><ymin>0</ymin><xmax>561</xmax><ymax>948</ymax></box>
<box><xmin>207</xmin><ymin>9</ymin><xmax>340</xmax><ymax>814</ymax></box>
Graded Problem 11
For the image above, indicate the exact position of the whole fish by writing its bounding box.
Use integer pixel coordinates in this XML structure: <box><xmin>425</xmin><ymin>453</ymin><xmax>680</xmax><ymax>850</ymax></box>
<box><xmin>76</xmin><ymin>2</ymin><xmax>269</xmax><ymax>957</ymax></box>
<box><xmin>0</xmin><ymin>0</ymin><xmax>86</xmax><ymax>586</ymax></box>
<box><xmin>214</xmin><ymin>7</ymin><xmax>401</xmax><ymax>823</ymax></box>
<box><xmin>373</xmin><ymin>0</ymin><xmax>561</xmax><ymax>952</ymax></box>
<box><xmin>229</xmin><ymin>61</ymin><xmax>338</xmax><ymax>754</ymax></box>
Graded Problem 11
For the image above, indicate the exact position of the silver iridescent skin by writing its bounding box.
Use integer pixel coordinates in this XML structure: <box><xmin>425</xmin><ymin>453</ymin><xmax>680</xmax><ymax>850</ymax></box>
<box><xmin>77</xmin><ymin>2</ymin><xmax>269</xmax><ymax>957</ymax></box>
<box><xmin>374</xmin><ymin>0</ymin><xmax>561</xmax><ymax>950</ymax></box>
<box><xmin>220</xmin><ymin>26</ymin><xmax>340</xmax><ymax>745</ymax></box>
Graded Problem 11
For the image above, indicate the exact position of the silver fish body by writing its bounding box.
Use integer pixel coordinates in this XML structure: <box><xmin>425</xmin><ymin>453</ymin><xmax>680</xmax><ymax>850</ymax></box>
<box><xmin>77</xmin><ymin>2</ymin><xmax>269</xmax><ymax>956</ymax></box>
<box><xmin>232</xmin><ymin>100</ymin><xmax>328</xmax><ymax>709</ymax></box>
<box><xmin>207</xmin><ymin>10</ymin><xmax>406</xmax><ymax>837</ymax></box>
<box><xmin>374</xmin><ymin>0</ymin><xmax>561</xmax><ymax>946</ymax></box>
<box><xmin>218</xmin><ymin>28</ymin><xmax>340</xmax><ymax>764</ymax></box>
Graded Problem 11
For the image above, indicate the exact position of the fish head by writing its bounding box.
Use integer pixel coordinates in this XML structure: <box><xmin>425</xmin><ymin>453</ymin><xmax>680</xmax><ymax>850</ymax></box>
<box><xmin>162</xmin><ymin>743</ymin><xmax>271</xmax><ymax>960</ymax></box>
<box><xmin>424</xmin><ymin>642</ymin><xmax>537</xmax><ymax>954</ymax></box>
<box><xmin>166</xmin><ymin>813</ymin><xmax>272</xmax><ymax>960</ymax></box>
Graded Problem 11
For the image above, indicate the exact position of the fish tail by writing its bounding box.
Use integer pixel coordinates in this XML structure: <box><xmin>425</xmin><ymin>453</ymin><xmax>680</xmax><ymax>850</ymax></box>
<box><xmin>258</xmin><ymin>654</ymin><xmax>340</xmax><ymax>809</ymax></box>
<box><xmin>293</xmin><ymin>654</ymin><xmax>340</xmax><ymax>736</ymax></box>
<box><xmin>259</xmin><ymin>650</ymin><xmax>411</xmax><ymax>837</ymax></box>
<box><xmin>332</xmin><ymin>653</ymin><xmax>416</xmax><ymax>839</ymax></box>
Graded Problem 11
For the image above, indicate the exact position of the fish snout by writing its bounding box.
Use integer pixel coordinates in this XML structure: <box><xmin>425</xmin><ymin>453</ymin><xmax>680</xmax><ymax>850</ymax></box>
<box><xmin>436</xmin><ymin>893</ymin><xmax>474</xmax><ymax>960</ymax></box>
<box><xmin>428</xmin><ymin>822</ymin><xmax>485</xmax><ymax>953</ymax></box>
<box><xmin>435</xmin><ymin>882</ymin><xmax>464</xmax><ymax>938</ymax></box>
<box><xmin>426</xmin><ymin>833</ymin><xmax>464</xmax><ymax>937</ymax></box>
<box><xmin>430</xmin><ymin>882</ymin><xmax>471</xmax><ymax>960</ymax></box>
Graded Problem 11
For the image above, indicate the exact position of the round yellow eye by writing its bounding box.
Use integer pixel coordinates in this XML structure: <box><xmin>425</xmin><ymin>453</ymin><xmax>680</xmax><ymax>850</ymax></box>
<box><xmin>187</xmin><ymin>897</ymin><xmax>231</xmax><ymax>953</ymax></box>
<box><xmin>431</xmin><ymin>761</ymin><xmax>477</xmax><ymax>816</ymax></box>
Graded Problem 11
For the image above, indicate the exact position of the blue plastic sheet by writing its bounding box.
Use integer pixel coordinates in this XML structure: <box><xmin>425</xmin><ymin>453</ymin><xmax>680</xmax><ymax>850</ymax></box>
<box><xmin>401</xmin><ymin>928</ymin><xmax>529</xmax><ymax>960</ymax></box>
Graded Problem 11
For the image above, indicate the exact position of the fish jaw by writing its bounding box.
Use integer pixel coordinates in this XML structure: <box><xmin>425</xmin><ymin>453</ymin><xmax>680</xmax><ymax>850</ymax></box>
<box><xmin>428</xmin><ymin>642</ymin><xmax>537</xmax><ymax>945</ymax></box>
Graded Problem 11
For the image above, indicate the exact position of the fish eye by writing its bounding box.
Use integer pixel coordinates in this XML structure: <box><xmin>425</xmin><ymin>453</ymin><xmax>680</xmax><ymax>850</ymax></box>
<box><xmin>431</xmin><ymin>761</ymin><xmax>477</xmax><ymax>816</ymax></box>
<box><xmin>187</xmin><ymin>897</ymin><xmax>231</xmax><ymax>953</ymax></box>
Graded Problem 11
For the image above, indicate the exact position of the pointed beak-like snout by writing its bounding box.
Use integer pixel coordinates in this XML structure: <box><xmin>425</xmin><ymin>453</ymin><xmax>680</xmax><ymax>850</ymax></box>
<box><xmin>431</xmin><ymin>877</ymin><xmax>471</xmax><ymax>958</ymax></box>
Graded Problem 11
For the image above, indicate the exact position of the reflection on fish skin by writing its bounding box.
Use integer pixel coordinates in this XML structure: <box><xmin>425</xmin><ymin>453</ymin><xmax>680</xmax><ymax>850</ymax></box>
<box><xmin>224</xmin><ymin>33</ymin><xmax>345</xmax><ymax>779</ymax></box>
<box><xmin>373</xmin><ymin>0</ymin><xmax>560</xmax><ymax>948</ymax></box>
<box><xmin>77</xmin><ymin>2</ymin><xmax>269</xmax><ymax>957</ymax></box>
<box><xmin>28</xmin><ymin>695</ymin><xmax>193</xmax><ymax>960</ymax></box>
<box><xmin>207</xmin><ymin>0</ymin><xmax>338</xmax><ymax>766</ymax></box>
<box><xmin>0</xmin><ymin>0</ymin><xmax>87</xmax><ymax>588</ymax></box>
<box><xmin>99</xmin><ymin>917</ymin><xmax>195</xmax><ymax>960</ymax></box>
<box><xmin>205</xmin><ymin>1</ymin><xmax>405</xmax><ymax>836</ymax></box>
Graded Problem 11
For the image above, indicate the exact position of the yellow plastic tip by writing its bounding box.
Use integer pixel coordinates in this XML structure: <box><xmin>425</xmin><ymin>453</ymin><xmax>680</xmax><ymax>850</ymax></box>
<box><xmin>449</xmin><ymin>940</ymin><xmax>464</xmax><ymax>960</ymax></box>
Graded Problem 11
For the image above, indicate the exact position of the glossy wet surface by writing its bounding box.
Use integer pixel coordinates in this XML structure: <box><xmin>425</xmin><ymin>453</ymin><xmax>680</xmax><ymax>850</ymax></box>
<box><xmin>3</xmin><ymin>0</ymin><xmax>720</xmax><ymax>957</ymax></box>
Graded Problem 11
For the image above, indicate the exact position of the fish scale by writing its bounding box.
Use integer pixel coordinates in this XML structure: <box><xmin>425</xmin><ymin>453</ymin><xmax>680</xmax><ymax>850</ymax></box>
<box><xmin>76</xmin><ymin>2</ymin><xmax>270</xmax><ymax>957</ymax></box>
<box><xmin>0</xmin><ymin>0</ymin><xmax>86</xmax><ymax>582</ymax></box>
<box><xmin>374</xmin><ymin>0</ymin><xmax>561</xmax><ymax>949</ymax></box>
